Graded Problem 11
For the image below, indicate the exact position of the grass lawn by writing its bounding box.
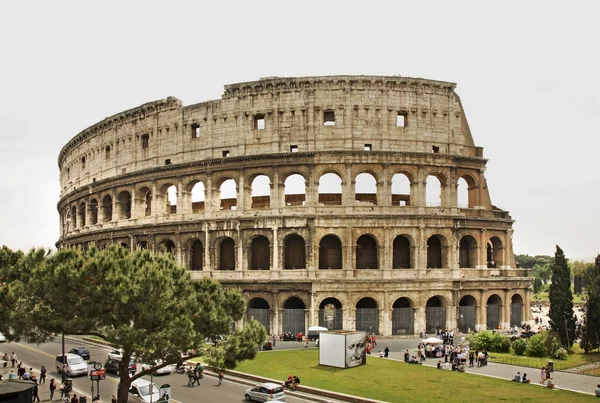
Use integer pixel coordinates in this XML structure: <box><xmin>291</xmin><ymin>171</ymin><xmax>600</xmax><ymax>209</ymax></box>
<box><xmin>235</xmin><ymin>349</ymin><xmax>591</xmax><ymax>403</ymax></box>
<box><xmin>489</xmin><ymin>344</ymin><xmax>600</xmax><ymax>372</ymax></box>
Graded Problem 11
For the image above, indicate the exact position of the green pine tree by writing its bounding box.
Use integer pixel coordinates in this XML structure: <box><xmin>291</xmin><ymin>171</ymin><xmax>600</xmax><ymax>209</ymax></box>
<box><xmin>580</xmin><ymin>255</ymin><xmax>600</xmax><ymax>352</ymax></box>
<box><xmin>548</xmin><ymin>245</ymin><xmax>577</xmax><ymax>348</ymax></box>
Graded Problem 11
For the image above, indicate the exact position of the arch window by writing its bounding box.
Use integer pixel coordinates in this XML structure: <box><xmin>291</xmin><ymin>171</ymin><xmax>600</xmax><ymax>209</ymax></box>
<box><xmin>459</xmin><ymin>235</ymin><xmax>478</xmax><ymax>268</ymax></box>
<box><xmin>78</xmin><ymin>202</ymin><xmax>86</xmax><ymax>228</ymax></box>
<box><xmin>458</xmin><ymin>295</ymin><xmax>477</xmax><ymax>333</ymax></box>
<box><xmin>393</xmin><ymin>235</ymin><xmax>411</xmax><ymax>269</ymax></box>
<box><xmin>486</xmin><ymin>294</ymin><xmax>502</xmax><ymax>330</ymax></box>
<box><xmin>248</xmin><ymin>298</ymin><xmax>270</xmax><ymax>334</ymax></box>
<box><xmin>117</xmin><ymin>191</ymin><xmax>132</xmax><ymax>219</ymax></box>
<box><xmin>284</xmin><ymin>234</ymin><xmax>306</xmax><ymax>269</ymax></box>
<box><xmin>392</xmin><ymin>298</ymin><xmax>414</xmax><ymax>335</ymax></box>
<box><xmin>284</xmin><ymin>174</ymin><xmax>306</xmax><ymax>206</ymax></box>
<box><xmin>391</xmin><ymin>173</ymin><xmax>411</xmax><ymax>206</ymax></box>
<box><xmin>426</xmin><ymin>236</ymin><xmax>442</xmax><ymax>268</ymax></box>
<box><xmin>70</xmin><ymin>205</ymin><xmax>77</xmax><ymax>228</ymax></box>
<box><xmin>425</xmin><ymin>296</ymin><xmax>446</xmax><ymax>333</ymax></box>
<box><xmin>318</xmin><ymin>173</ymin><xmax>342</xmax><ymax>206</ymax></box>
<box><xmin>356</xmin><ymin>235</ymin><xmax>378</xmax><ymax>269</ymax></box>
<box><xmin>138</xmin><ymin>187</ymin><xmax>152</xmax><ymax>217</ymax></box>
<box><xmin>251</xmin><ymin>175</ymin><xmax>271</xmax><ymax>209</ymax></box>
<box><xmin>89</xmin><ymin>199</ymin><xmax>98</xmax><ymax>225</ymax></box>
<box><xmin>250</xmin><ymin>236</ymin><xmax>270</xmax><ymax>270</ymax></box>
<box><xmin>136</xmin><ymin>241</ymin><xmax>148</xmax><ymax>250</ymax></box>
<box><xmin>165</xmin><ymin>185</ymin><xmax>177</xmax><ymax>214</ymax></box>
<box><xmin>355</xmin><ymin>173</ymin><xmax>377</xmax><ymax>204</ymax></box>
<box><xmin>487</xmin><ymin>236</ymin><xmax>504</xmax><ymax>267</ymax></box>
<box><xmin>319</xmin><ymin>298</ymin><xmax>342</xmax><ymax>330</ymax></box>
<box><xmin>510</xmin><ymin>294</ymin><xmax>524</xmax><ymax>328</ymax></box>
<box><xmin>426</xmin><ymin>175</ymin><xmax>442</xmax><ymax>207</ymax></box>
<box><xmin>282</xmin><ymin>297</ymin><xmax>306</xmax><ymax>335</ymax></box>
<box><xmin>219</xmin><ymin>238</ymin><xmax>236</xmax><ymax>270</ymax></box>
<box><xmin>457</xmin><ymin>175</ymin><xmax>477</xmax><ymax>208</ymax></box>
<box><xmin>356</xmin><ymin>297</ymin><xmax>379</xmax><ymax>334</ymax></box>
<box><xmin>219</xmin><ymin>179</ymin><xmax>237</xmax><ymax>210</ymax></box>
<box><xmin>319</xmin><ymin>235</ymin><xmax>342</xmax><ymax>269</ymax></box>
<box><xmin>158</xmin><ymin>239</ymin><xmax>175</xmax><ymax>254</ymax></box>
<box><xmin>190</xmin><ymin>240</ymin><xmax>203</xmax><ymax>271</ymax></box>
<box><xmin>190</xmin><ymin>182</ymin><xmax>205</xmax><ymax>213</ymax></box>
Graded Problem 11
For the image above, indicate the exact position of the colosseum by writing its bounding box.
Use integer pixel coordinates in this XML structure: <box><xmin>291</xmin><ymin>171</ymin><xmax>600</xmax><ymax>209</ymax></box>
<box><xmin>57</xmin><ymin>75</ymin><xmax>532</xmax><ymax>336</ymax></box>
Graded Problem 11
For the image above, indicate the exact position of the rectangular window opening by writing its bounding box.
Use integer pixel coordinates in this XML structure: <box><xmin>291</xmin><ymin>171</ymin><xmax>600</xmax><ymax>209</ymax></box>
<box><xmin>254</xmin><ymin>114</ymin><xmax>265</xmax><ymax>130</ymax></box>
<box><xmin>191</xmin><ymin>123</ymin><xmax>200</xmax><ymax>138</ymax></box>
<box><xmin>141</xmin><ymin>134</ymin><xmax>149</xmax><ymax>149</ymax></box>
<box><xmin>81</xmin><ymin>157</ymin><xmax>86</xmax><ymax>169</ymax></box>
<box><xmin>290</xmin><ymin>145</ymin><xmax>298</xmax><ymax>153</ymax></box>
<box><xmin>324</xmin><ymin>110</ymin><xmax>336</xmax><ymax>126</ymax></box>
<box><xmin>397</xmin><ymin>112</ymin><xmax>407</xmax><ymax>127</ymax></box>
<box><xmin>105</xmin><ymin>145</ymin><xmax>111</xmax><ymax>159</ymax></box>
<box><xmin>432</xmin><ymin>145</ymin><xmax>440</xmax><ymax>153</ymax></box>
<box><xmin>222</xmin><ymin>150</ymin><xmax>230</xmax><ymax>158</ymax></box>
<box><xmin>364</xmin><ymin>144</ymin><xmax>372</xmax><ymax>151</ymax></box>
<box><xmin>165</xmin><ymin>159</ymin><xmax>171</xmax><ymax>165</ymax></box>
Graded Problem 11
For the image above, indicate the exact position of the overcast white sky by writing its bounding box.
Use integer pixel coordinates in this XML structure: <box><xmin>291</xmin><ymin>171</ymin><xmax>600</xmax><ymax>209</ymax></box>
<box><xmin>1</xmin><ymin>1</ymin><xmax>599</xmax><ymax>261</ymax></box>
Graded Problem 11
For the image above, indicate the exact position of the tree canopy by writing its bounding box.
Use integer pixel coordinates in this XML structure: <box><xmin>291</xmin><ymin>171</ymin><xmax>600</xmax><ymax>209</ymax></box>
<box><xmin>548</xmin><ymin>245</ymin><xmax>577</xmax><ymax>348</ymax></box>
<box><xmin>580</xmin><ymin>255</ymin><xmax>600</xmax><ymax>352</ymax></box>
<box><xmin>0</xmin><ymin>245</ymin><xmax>266</xmax><ymax>403</ymax></box>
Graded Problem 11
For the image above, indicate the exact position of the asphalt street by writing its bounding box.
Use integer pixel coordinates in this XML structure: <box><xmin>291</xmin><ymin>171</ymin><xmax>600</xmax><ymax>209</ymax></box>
<box><xmin>0</xmin><ymin>338</ymin><xmax>318</xmax><ymax>403</ymax></box>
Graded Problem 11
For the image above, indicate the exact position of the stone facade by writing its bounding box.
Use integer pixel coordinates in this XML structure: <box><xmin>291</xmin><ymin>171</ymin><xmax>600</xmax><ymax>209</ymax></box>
<box><xmin>57</xmin><ymin>75</ymin><xmax>532</xmax><ymax>336</ymax></box>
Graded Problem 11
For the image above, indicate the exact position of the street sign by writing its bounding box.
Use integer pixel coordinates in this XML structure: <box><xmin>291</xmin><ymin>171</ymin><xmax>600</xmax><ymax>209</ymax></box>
<box><xmin>90</xmin><ymin>369</ymin><xmax>106</xmax><ymax>381</ymax></box>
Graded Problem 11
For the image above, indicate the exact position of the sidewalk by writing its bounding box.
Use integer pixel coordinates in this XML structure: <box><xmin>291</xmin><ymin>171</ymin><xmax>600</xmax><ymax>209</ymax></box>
<box><xmin>387</xmin><ymin>351</ymin><xmax>598</xmax><ymax>396</ymax></box>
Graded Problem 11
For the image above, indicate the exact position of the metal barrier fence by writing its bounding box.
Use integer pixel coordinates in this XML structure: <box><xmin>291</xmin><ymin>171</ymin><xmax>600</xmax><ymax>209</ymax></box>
<box><xmin>488</xmin><ymin>355</ymin><xmax>572</xmax><ymax>371</ymax></box>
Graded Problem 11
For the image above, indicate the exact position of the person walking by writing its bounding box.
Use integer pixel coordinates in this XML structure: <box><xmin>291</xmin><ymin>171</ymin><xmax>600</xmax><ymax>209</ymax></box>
<box><xmin>40</xmin><ymin>366</ymin><xmax>47</xmax><ymax>384</ymax></box>
<box><xmin>32</xmin><ymin>380</ymin><xmax>41</xmax><ymax>403</ymax></box>
<box><xmin>49</xmin><ymin>379</ymin><xmax>57</xmax><ymax>401</ymax></box>
<box><xmin>217</xmin><ymin>371</ymin><xmax>224</xmax><ymax>386</ymax></box>
<box><xmin>2</xmin><ymin>352</ymin><xmax>8</xmax><ymax>368</ymax></box>
<box><xmin>192</xmin><ymin>366</ymin><xmax>201</xmax><ymax>386</ymax></box>
<box><xmin>384</xmin><ymin>346</ymin><xmax>389</xmax><ymax>358</ymax></box>
<box><xmin>186</xmin><ymin>366</ymin><xmax>194</xmax><ymax>386</ymax></box>
<box><xmin>540</xmin><ymin>366</ymin><xmax>547</xmax><ymax>384</ymax></box>
<box><xmin>10</xmin><ymin>352</ymin><xmax>17</xmax><ymax>368</ymax></box>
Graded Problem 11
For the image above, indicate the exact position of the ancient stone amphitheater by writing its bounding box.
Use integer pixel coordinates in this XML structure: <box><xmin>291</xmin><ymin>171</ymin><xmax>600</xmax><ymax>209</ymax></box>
<box><xmin>57</xmin><ymin>75</ymin><xmax>532</xmax><ymax>336</ymax></box>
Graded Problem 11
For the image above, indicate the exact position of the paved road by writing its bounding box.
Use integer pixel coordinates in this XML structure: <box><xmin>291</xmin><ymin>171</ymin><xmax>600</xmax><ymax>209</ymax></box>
<box><xmin>0</xmin><ymin>339</ymin><xmax>317</xmax><ymax>403</ymax></box>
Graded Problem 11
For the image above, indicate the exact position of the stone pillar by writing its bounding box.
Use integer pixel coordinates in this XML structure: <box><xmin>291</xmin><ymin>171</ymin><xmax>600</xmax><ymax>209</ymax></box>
<box><xmin>446</xmin><ymin>306</ymin><xmax>455</xmax><ymax>332</ymax></box>
<box><xmin>306</xmin><ymin>167</ymin><xmax>317</xmax><ymax>206</ymax></box>
<box><xmin>379</xmin><ymin>165</ymin><xmax>390</xmax><ymax>206</ymax></box>
<box><xmin>479</xmin><ymin>228</ymin><xmax>487</xmax><ymax>268</ymax></box>
<box><xmin>205</xmin><ymin>175</ymin><xmax>214</xmax><ymax>212</ymax></box>
<box><xmin>417</xmin><ymin>306</ymin><xmax>426</xmax><ymax>336</ymax></box>
<box><xmin>180</xmin><ymin>180</ymin><xmax>192</xmax><ymax>215</ymax></box>
<box><xmin>503</xmin><ymin>289</ymin><xmax>511</xmax><ymax>329</ymax></box>
<box><xmin>344</xmin><ymin>227</ymin><xmax>353</xmax><ymax>272</ymax></box>
<box><xmin>418</xmin><ymin>226</ymin><xmax>425</xmax><ymax>269</ymax></box>
<box><xmin>383</xmin><ymin>228</ymin><xmax>391</xmax><ymax>272</ymax></box>
<box><xmin>204</xmin><ymin>223</ymin><xmax>211</xmax><ymax>272</ymax></box>
<box><xmin>130</xmin><ymin>186</ymin><xmax>136</xmax><ymax>220</ymax></box>
<box><xmin>272</xmin><ymin>226</ymin><xmax>279</xmax><ymax>271</ymax></box>
<box><xmin>342</xmin><ymin>164</ymin><xmax>352</xmax><ymax>205</ymax></box>
<box><xmin>272</xmin><ymin>169</ymin><xmax>281</xmax><ymax>208</ymax></box>
<box><xmin>477</xmin><ymin>291</ymin><xmax>486</xmax><ymax>331</ymax></box>
<box><xmin>381</xmin><ymin>308</ymin><xmax>389</xmax><ymax>336</ymax></box>
<box><xmin>111</xmin><ymin>189</ymin><xmax>117</xmax><ymax>222</ymax></box>
<box><xmin>237</xmin><ymin>228</ymin><xmax>243</xmax><ymax>271</ymax></box>
<box><xmin>151</xmin><ymin>182</ymin><xmax>158</xmax><ymax>217</ymax></box>
<box><xmin>237</xmin><ymin>171</ymin><xmax>245</xmax><ymax>212</ymax></box>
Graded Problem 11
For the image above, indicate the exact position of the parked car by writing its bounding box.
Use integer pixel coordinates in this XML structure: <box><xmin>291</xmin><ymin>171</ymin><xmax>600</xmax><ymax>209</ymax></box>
<box><xmin>140</xmin><ymin>360</ymin><xmax>173</xmax><ymax>375</ymax></box>
<box><xmin>105</xmin><ymin>358</ymin><xmax>137</xmax><ymax>376</ymax></box>
<box><xmin>128</xmin><ymin>378</ymin><xmax>160</xmax><ymax>403</ymax></box>
<box><xmin>108</xmin><ymin>349</ymin><xmax>124</xmax><ymax>361</ymax></box>
<box><xmin>69</xmin><ymin>346</ymin><xmax>90</xmax><ymax>361</ymax></box>
<box><xmin>55</xmin><ymin>353</ymin><xmax>88</xmax><ymax>377</ymax></box>
<box><xmin>0</xmin><ymin>332</ymin><xmax>6</xmax><ymax>343</ymax></box>
<box><xmin>244</xmin><ymin>382</ymin><xmax>285</xmax><ymax>402</ymax></box>
<box><xmin>307</xmin><ymin>326</ymin><xmax>327</xmax><ymax>341</ymax></box>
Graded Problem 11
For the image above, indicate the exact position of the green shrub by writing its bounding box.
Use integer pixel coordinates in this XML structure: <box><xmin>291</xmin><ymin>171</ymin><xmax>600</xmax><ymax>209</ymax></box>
<box><xmin>526</xmin><ymin>332</ymin><xmax>549</xmax><ymax>357</ymax></box>
<box><xmin>512</xmin><ymin>338</ymin><xmax>527</xmax><ymax>356</ymax></box>
<box><xmin>468</xmin><ymin>330</ymin><xmax>493</xmax><ymax>351</ymax></box>
<box><xmin>490</xmin><ymin>332</ymin><xmax>511</xmax><ymax>352</ymax></box>
<box><xmin>554</xmin><ymin>347</ymin><xmax>568</xmax><ymax>360</ymax></box>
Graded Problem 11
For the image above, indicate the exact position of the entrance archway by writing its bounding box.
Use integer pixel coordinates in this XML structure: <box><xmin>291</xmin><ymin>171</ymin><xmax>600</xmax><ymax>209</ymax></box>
<box><xmin>510</xmin><ymin>294</ymin><xmax>523</xmax><ymax>327</ymax></box>
<box><xmin>486</xmin><ymin>294</ymin><xmax>502</xmax><ymax>330</ymax></box>
<box><xmin>426</xmin><ymin>296</ymin><xmax>446</xmax><ymax>333</ymax></box>
<box><xmin>319</xmin><ymin>298</ymin><xmax>342</xmax><ymax>330</ymax></box>
<box><xmin>248</xmin><ymin>298</ymin><xmax>270</xmax><ymax>334</ymax></box>
<box><xmin>458</xmin><ymin>295</ymin><xmax>477</xmax><ymax>332</ymax></box>
<box><xmin>356</xmin><ymin>297</ymin><xmax>379</xmax><ymax>334</ymax></box>
<box><xmin>392</xmin><ymin>298</ymin><xmax>414</xmax><ymax>335</ymax></box>
<box><xmin>282</xmin><ymin>297</ymin><xmax>306</xmax><ymax>335</ymax></box>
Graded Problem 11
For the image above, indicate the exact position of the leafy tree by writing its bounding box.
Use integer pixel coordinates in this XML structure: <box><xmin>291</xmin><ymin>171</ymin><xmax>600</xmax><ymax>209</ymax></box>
<box><xmin>0</xmin><ymin>246</ymin><xmax>266</xmax><ymax>403</ymax></box>
<box><xmin>580</xmin><ymin>255</ymin><xmax>600</xmax><ymax>352</ymax></box>
<box><xmin>548</xmin><ymin>245</ymin><xmax>577</xmax><ymax>348</ymax></box>
<box><xmin>533</xmin><ymin>277</ymin><xmax>542</xmax><ymax>294</ymax></box>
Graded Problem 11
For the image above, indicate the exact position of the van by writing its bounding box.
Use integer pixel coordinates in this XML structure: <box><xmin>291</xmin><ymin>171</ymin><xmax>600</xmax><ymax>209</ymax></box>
<box><xmin>55</xmin><ymin>353</ymin><xmax>88</xmax><ymax>377</ymax></box>
<box><xmin>307</xmin><ymin>326</ymin><xmax>328</xmax><ymax>341</ymax></box>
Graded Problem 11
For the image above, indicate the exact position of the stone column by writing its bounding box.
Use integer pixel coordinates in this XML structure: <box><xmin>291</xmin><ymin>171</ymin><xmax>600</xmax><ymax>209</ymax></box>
<box><xmin>479</xmin><ymin>228</ymin><xmax>487</xmax><ymax>268</ymax></box>
<box><xmin>204</xmin><ymin>223</ymin><xmax>211</xmax><ymax>272</ymax></box>
<box><xmin>130</xmin><ymin>186</ymin><xmax>136</xmax><ymax>220</ymax></box>
<box><xmin>342</xmin><ymin>164</ymin><xmax>353</xmax><ymax>205</ymax></box>
<box><xmin>477</xmin><ymin>291</ymin><xmax>486</xmax><ymax>331</ymax></box>
<box><xmin>272</xmin><ymin>226</ymin><xmax>279</xmax><ymax>271</ymax></box>
<box><xmin>151</xmin><ymin>182</ymin><xmax>158</xmax><ymax>217</ymax></box>
<box><xmin>111</xmin><ymin>189</ymin><xmax>117</xmax><ymax>222</ymax></box>
<box><xmin>237</xmin><ymin>171</ymin><xmax>245</xmax><ymax>212</ymax></box>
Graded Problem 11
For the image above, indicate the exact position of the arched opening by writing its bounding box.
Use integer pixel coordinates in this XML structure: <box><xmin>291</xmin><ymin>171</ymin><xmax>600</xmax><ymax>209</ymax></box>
<box><xmin>487</xmin><ymin>236</ymin><xmax>504</xmax><ymax>267</ymax></box>
<box><xmin>101</xmin><ymin>194</ymin><xmax>113</xmax><ymax>222</ymax></box>
<box><xmin>391</xmin><ymin>173</ymin><xmax>411</xmax><ymax>206</ymax></box>
<box><xmin>248</xmin><ymin>298</ymin><xmax>270</xmax><ymax>334</ymax></box>
<box><xmin>120</xmin><ymin>242</ymin><xmax>129</xmax><ymax>249</ymax></box>
<box><xmin>284</xmin><ymin>174</ymin><xmax>306</xmax><ymax>206</ymax></box>
<box><xmin>393</xmin><ymin>235</ymin><xmax>411</xmax><ymax>269</ymax></box>
<box><xmin>356</xmin><ymin>297</ymin><xmax>379</xmax><ymax>334</ymax></box>
<box><xmin>219</xmin><ymin>179</ymin><xmax>237</xmax><ymax>210</ymax></box>
<box><xmin>426</xmin><ymin>236</ymin><xmax>442</xmax><ymax>268</ymax></box>
<box><xmin>355</xmin><ymin>173</ymin><xmax>377</xmax><ymax>204</ymax></box>
<box><xmin>137</xmin><ymin>187</ymin><xmax>152</xmax><ymax>217</ymax></box>
<box><xmin>318</xmin><ymin>298</ymin><xmax>342</xmax><ymax>330</ymax></box>
<box><xmin>218</xmin><ymin>238</ymin><xmax>235</xmax><ymax>270</ymax></box>
<box><xmin>356</xmin><ymin>235</ymin><xmax>378</xmax><ymax>269</ymax></box>
<box><xmin>89</xmin><ymin>199</ymin><xmax>98</xmax><ymax>225</ymax></box>
<box><xmin>78</xmin><ymin>202</ymin><xmax>86</xmax><ymax>228</ymax></box>
<box><xmin>426</xmin><ymin>175</ymin><xmax>442</xmax><ymax>207</ymax></box>
<box><xmin>191</xmin><ymin>182</ymin><xmax>205</xmax><ymax>213</ymax></box>
<box><xmin>458</xmin><ymin>175</ymin><xmax>477</xmax><ymax>208</ymax></box>
<box><xmin>486</xmin><ymin>294</ymin><xmax>502</xmax><ymax>330</ymax></box>
<box><xmin>250</xmin><ymin>236</ymin><xmax>270</xmax><ymax>270</ymax></box>
<box><xmin>282</xmin><ymin>297</ymin><xmax>306</xmax><ymax>336</ymax></box>
<box><xmin>319</xmin><ymin>235</ymin><xmax>342</xmax><ymax>269</ymax></box>
<box><xmin>251</xmin><ymin>175</ymin><xmax>271</xmax><ymax>209</ymax></box>
<box><xmin>117</xmin><ymin>191</ymin><xmax>132</xmax><ymax>219</ymax></box>
<box><xmin>190</xmin><ymin>240</ymin><xmax>203</xmax><ymax>271</ymax></box>
<box><xmin>318</xmin><ymin>173</ymin><xmax>342</xmax><ymax>205</ymax></box>
<box><xmin>158</xmin><ymin>239</ymin><xmax>175</xmax><ymax>254</ymax></box>
<box><xmin>165</xmin><ymin>185</ymin><xmax>177</xmax><ymax>214</ymax></box>
<box><xmin>511</xmin><ymin>294</ymin><xmax>524</xmax><ymax>328</ymax></box>
<box><xmin>459</xmin><ymin>235</ymin><xmax>478</xmax><ymax>268</ymax></box>
<box><xmin>392</xmin><ymin>298</ymin><xmax>414</xmax><ymax>335</ymax></box>
<box><xmin>136</xmin><ymin>241</ymin><xmax>148</xmax><ymax>250</ymax></box>
<box><xmin>458</xmin><ymin>295</ymin><xmax>477</xmax><ymax>333</ymax></box>
<box><xmin>426</xmin><ymin>296</ymin><xmax>446</xmax><ymax>333</ymax></box>
<box><xmin>284</xmin><ymin>234</ymin><xmax>305</xmax><ymax>269</ymax></box>
<box><xmin>70</xmin><ymin>205</ymin><xmax>77</xmax><ymax>228</ymax></box>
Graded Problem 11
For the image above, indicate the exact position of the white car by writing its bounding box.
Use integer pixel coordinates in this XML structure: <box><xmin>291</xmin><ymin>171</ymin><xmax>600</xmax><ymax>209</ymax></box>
<box><xmin>0</xmin><ymin>333</ymin><xmax>6</xmax><ymax>343</ymax></box>
<box><xmin>128</xmin><ymin>378</ymin><xmax>161</xmax><ymax>403</ymax></box>
<box><xmin>245</xmin><ymin>382</ymin><xmax>286</xmax><ymax>402</ymax></box>
<box><xmin>108</xmin><ymin>349</ymin><xmax>124</xmax><ymax>361</ymax></box>
<box><xmin>141</xmin><ymin>360</ymin><xmax>173</xmax><ymax>375</ymax></box>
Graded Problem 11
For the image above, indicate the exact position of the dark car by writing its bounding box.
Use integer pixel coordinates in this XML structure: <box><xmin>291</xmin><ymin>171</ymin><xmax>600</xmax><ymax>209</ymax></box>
<box><xmin>69</xmin><ymin>347</ymin><xmax>90</xmax><ymax>361</ymax></box>
<box><xmin>105</xmin><ymin>358</ymin><xmax>136</xmax><ymax>376</ymax></box>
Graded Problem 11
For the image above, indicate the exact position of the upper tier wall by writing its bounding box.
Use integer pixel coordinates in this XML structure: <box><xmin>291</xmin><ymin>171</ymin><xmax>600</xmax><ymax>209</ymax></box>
<box><xmin>58</xmin><ymin>75</ymin><xmax>482</xmax><ymax>196</ymax></box>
